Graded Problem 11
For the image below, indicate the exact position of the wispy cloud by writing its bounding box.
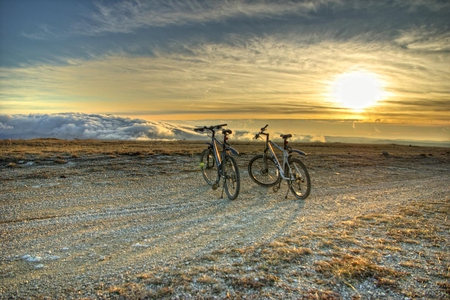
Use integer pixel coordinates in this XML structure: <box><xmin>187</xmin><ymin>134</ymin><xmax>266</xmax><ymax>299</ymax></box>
<box><xmin>73</xmin><ymin>0</ymin><xmax>329</xmax><ymax>35</ymax></box>
<box><xmin>68</xmin><ymin>0</ymin><xmax>450</xmax><ymax>39</ymax></box>
<box><xmin>18</xmin><ymin>0</ymin><xmax>450</xmax><ymax>60</ymax></box>
<box><xmin>22</xmin><ymin>24</ymin><xmax>62</xmax><ymax>40</ymax></box>
<box><xmin>2</xmin><ymin>32</ymin><xmax>448</xmax><ymax>123</ymax></box>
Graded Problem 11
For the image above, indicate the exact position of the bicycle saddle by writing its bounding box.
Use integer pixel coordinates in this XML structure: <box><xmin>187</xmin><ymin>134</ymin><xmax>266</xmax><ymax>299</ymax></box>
<box><xmin>222</xmin><ymin>129</ymin><xmax>232</xmax><ymax>135</ymax></box>
<box><xmin>280</xmin><ymin>134</ymin><xmax>292</xmax><ymax>139</ymax></box>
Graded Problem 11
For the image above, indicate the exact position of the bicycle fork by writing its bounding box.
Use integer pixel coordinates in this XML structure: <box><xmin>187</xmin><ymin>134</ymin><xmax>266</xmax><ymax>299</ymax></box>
<box><xmin>287</xmin><ymin>163</ymin><xmax>306</xmax><ymax>198</ymax></box>
<box><xmin>274</xmin><ymin>157</ymin><xmax>303</xmax><ymax>199</ymax></box>
<box><xmin>219</xmin><ymin>158</ymin><xmax>233</xmax><ymax>199</ymax></box>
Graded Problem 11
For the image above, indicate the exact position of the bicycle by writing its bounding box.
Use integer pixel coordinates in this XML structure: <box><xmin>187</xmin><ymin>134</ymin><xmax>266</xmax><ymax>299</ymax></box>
<box><xmin>194</xmin><ymin>124</ymin><xmax>240</xmax><ymax>200</ymax></box>
<box><xmin>248</xmin><ymin>124</ymin><xmax>311</xmax><ymax>199</ymax></box>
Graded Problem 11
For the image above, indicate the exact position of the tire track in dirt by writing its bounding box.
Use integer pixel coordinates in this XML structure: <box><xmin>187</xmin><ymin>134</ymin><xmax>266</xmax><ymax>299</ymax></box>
<box><xmin>1</xmin><ymin>151</ymin><xmax>449</xmax><ymax>298</ymax></box>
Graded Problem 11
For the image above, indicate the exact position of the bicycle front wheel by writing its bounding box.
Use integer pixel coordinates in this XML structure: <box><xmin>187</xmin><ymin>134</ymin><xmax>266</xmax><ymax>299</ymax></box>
<box><xmin>200</xmin><ymin>148</ymin><xmax>219</xmax><ymax>185</ymax></box>
<box><xmin>286</xmin><ymin>157</ymin><xmax>311</xmax><ymax>200</ymax></box>
<box><xmin>248</xmin><ymin>154</ymin><xmax>280</xmax><ymax>187</ymax></box>
<box><xmin>223</xmin><ymin>155</ymin><xmax>240</xmax><ymax>200</ymax></box>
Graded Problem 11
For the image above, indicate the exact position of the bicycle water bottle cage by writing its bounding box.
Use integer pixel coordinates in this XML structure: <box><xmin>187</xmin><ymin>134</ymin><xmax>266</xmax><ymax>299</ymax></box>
<box><xmin>222</xmin><ymin>129</ymin><xmax>232</xmax><ymax>135</ymax></box>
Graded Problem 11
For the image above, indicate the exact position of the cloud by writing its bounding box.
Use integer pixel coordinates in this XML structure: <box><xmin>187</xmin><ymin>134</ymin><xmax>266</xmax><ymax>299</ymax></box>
<box><xmin>2</xmin><ymin>30</ymin><xmax>449</xmax><ymax>123</ymax></box>
<box><xmin>310</xmin><ymin>135</ymin><xmax>326</xmax><ymax>143</ymax></box>
<box><xmin>66</xmin><ymin>0</ymin><xmax>450</xmax><ymax>40</ymax></box>
<box><xmin>395</xmin><ymin>26</ymin><xmax>450</xmax><ymax>52</ymax></box>
<box><xmin>22</xmin><ymin>24</ymin><xmax>62</xmax><ymax>40</ymax></box>
<box><xmin>73</xmin><ymin>0</ymin><xmax>329</xmax><ymax>36</ymax></box>
<box><xmin>0</xmin><ymin>113</ymin><xmax>202</xmax><ymax>140</ymax></box>
<box><xmin>0</xmin><ymin>113</ymin><xmax>334</xmax><ymax>143</ymax></box>
<box><xmin>2</xmin><ymin>1</ymin><xmax>449</xmax><ymax>125</ymax></box>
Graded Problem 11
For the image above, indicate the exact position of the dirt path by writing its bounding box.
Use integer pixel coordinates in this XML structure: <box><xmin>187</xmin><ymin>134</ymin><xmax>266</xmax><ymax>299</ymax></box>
<box><xmin>1</xmin><ymin>144</ymin><xmax>449</xmax><ymax>298</ymax></box>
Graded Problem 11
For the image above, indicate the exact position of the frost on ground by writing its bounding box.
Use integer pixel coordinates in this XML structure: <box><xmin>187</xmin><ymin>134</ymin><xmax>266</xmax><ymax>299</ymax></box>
<box><xmin>0</xmin><ymin>142</ymin><xmax>449</xmax><ymax>299</ymax></box>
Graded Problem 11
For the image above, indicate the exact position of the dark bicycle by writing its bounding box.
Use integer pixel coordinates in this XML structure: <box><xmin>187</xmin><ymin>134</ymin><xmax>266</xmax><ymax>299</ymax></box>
<box><xmin>194</xmin><ymin>124</ymin><xmax>240</xmax><ymax>200</ymax></box>
<box><xmin>248</xmin><ymin>124</ymin><xmax>311</xmax><ymax>199</ymax></box>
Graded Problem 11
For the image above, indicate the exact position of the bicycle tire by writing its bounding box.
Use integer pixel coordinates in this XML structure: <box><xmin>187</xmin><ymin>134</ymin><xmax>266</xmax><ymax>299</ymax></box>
<box><xmin>286</xmin><ymin>157</ymin><xmax>311</xmax><ymax>200</ymax></box>
<box><xmin>200</xmin><ymin>148</ymin><xmax>219</xmax><ymax>185</ymax></box>
<box><xmin>248</xmin><ymin>154</ymin><xmax>280</xmax><ymax>187</ymax></box>
<box><xmin>223</xmin><ymin>155</ymin><xmax>240</xmax><ymax>200</ymax></box>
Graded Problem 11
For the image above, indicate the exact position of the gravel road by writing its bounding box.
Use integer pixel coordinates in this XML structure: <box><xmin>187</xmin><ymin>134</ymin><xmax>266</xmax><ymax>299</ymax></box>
<box><xmin>1</xmin><ymin>143</ymin><xmax>449</xmax><ymax>298</ymax></box>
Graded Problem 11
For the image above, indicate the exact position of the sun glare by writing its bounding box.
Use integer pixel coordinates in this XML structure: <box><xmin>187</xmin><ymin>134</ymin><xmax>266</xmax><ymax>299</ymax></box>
<box><xmin>330</xmin><ymin>70</ymin><xmax>385</xmax><ymax>112</ymax></box>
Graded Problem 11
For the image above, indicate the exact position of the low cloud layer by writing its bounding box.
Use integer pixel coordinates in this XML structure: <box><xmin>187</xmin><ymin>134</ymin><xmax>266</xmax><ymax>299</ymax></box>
<box><xmin>0</xmin><ymin>113</ymin><xmax>202</xmax><ymax>140</ymax></box>
<box><xmin>0</xmin><ymin>113</ymin><xmax>327</xmax><ymax>143</ymax></box>
<box><xmin>2</xmin><ymin>113</ymin><xmax>447</xmax><ymax>146</ymax></box>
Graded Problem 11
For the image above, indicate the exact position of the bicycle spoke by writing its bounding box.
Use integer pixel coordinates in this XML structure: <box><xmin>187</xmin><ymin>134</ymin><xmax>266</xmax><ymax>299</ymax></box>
<box><xmin>247</xmin><ymin>155</ymin><xmax>280</xmax><ymax>187</ymax></box>
<box><xmin>200</xmin><ymin>148</ymin><xmax>219</xmax><ymax>185</ymax></box>
<box><xmin>223</xmin><ymin>156</ymin><xmax>240</xmax><ymax>200</ymax></box>
<box><xmin>287</xmin><ymin>157</ymin><xmax>311</xmax><ymax>200</ymax></box>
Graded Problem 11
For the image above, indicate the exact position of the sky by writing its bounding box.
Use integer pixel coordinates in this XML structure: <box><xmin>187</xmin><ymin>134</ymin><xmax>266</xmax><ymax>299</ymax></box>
<box><xmin>0</xmin><ymin>0</ymin><xmax>449</xmax><ymax>144</ymax></box>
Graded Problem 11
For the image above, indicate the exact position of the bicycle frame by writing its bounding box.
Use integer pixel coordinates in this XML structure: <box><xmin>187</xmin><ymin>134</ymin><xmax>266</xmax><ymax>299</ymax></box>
<box><xmin>266</xmin><ymin>140</ymin><xmax>290</xmax><ymax>180</ymax></box>
<box><xmin>206</xmin><ymin>133</ymin><xmax>239</xmax><ymax>172</ymax></box>
<box><xmin>249</xmin><ymin>124</ymin><xmax>310</xmax><ymax>199</ymax></box>
<box><xmin>199</xmin><ymin>125</ymin><xmax>239</xmax><ymax>178</ymax></box>
<box><xmin>195</xmin><ymin>123</ymin><xmax>241</xmax><ymax>200</ymax></box>
<box><xmin>260</xmin><ymin>131</ymin><xmax>306</xmax><ymax>181</ymax></box>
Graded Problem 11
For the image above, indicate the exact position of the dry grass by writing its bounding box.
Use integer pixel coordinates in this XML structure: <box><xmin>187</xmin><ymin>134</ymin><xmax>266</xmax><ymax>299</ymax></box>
<box><xmin>2</xmin><ymin>138</ymin><xmax>449</xmax><ymax>163</ymax></box>
<box><xmin>101</xmin><ymin>198</ymin><xmax>449</xmax><ymax>299</ymax></box>
<box><xmin>315</xmin><ymin>254</ymin><xmax>406</xmax><ymax>284</ymax></box>
<box><xmin>0</xmin><ymin>138</ymin><xmax>209</xmax><ymax>162</ymax></box>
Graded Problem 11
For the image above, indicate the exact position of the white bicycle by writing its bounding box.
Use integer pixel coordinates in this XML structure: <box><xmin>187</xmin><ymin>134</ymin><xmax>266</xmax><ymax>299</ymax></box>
<box><xmin>248</xmin><ymin>124</ymin><xmax>311</xmax><ymax>199</ymax></box>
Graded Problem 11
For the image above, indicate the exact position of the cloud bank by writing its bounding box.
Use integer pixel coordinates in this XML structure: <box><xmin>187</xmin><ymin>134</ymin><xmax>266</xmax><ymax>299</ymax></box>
<box><xmin>1</xmin><ymin>113</ymin><xmax>448</xmax><ymax>147</ymax></box>
<box><xmin>0</xmin><ymin>113</ymin><xmax>202</xmax><ymax>141</ymax></box>
<box><xmin>0</xmin><ymin>113</ymin><xmax>331</xmax><ymax>143</ymax></box>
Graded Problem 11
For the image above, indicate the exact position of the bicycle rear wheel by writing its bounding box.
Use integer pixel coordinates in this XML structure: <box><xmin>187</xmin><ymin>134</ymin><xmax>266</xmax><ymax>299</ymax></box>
<box><xmin>286</xmin><ymin>157</ymin><xmax>311</xmax><ymax>199</ymax></box>
<box><xmin>248</xmin><ymin>154</ymin><xmax>280</xmax><ymax>187</ymax></box>
<box><xmin>223</xmin><ymin>155</ymin><xmax>240</xmax><ymax>200</ymax></box>
<box><xmin>200</xmin><ymin>148</ymin><xmax>219</xmax><ymax>185</ymax></box>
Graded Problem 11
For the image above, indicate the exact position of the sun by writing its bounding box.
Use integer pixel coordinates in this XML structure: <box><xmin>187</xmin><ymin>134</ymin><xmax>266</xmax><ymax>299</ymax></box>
<box><xmin>330</xmin><ymin>70</ymin><xmax>385</xmax><ymax>112</ymax></box>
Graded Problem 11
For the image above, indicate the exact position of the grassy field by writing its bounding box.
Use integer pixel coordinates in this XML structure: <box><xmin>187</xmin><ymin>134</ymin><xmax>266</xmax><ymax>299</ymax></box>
<box><xmin>2</xmin><ymin>137</ymin><xmax>448</xmax><ymax>160</ymax></box>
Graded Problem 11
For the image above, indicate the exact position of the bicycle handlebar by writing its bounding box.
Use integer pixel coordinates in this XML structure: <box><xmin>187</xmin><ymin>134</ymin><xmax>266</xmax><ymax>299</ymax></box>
<box><xmin>254</xmin><ymin>124</ymin><xmax>269</xmax><ymax>139</ymax></box>
<box><xmin>194</xmin><ymin>123</ymin><xmax>228</xmax><ymax>133</ymax></box>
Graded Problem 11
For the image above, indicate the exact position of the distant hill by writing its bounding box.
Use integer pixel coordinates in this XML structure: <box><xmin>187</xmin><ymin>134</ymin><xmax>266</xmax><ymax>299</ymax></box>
<box><xmin>324</xmin><ymin>136</ymin><xmax>449</xmax><ymax>148</ymax></box>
